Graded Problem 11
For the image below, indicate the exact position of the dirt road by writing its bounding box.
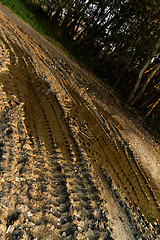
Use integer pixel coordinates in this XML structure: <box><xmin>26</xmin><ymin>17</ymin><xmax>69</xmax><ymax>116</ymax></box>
<box><xmin>0</xmin><ymin>4</ymin><xmax>160</xmax><ymax>240</ymax></box>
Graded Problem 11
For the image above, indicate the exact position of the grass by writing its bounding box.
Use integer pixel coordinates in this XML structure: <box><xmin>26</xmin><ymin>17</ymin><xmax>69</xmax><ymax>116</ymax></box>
<box><xmin>0</xmin><ymin>0</ymin><xmax>93</xmax><ymax>70</ymax></box>
<box><xmin>1</xmin><ymin>0</ymin><xmax>34</xmax><ymax>23</ymax></box>
<box><xmin>0</xmin><ymin>0</ymin><xmax>110</xmax><ymax>77</ymax></box>
<box><xmin>0</xmin><ymin>0</ymin><xmax>55</xmax><ymax>39</ymax></box>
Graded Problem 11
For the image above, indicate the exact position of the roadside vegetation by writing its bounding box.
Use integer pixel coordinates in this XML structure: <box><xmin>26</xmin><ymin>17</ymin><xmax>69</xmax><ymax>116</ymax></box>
<box><xmin>0</xmin><ymin>0</ymin><xmax>51</xmax><ymax>35</ymax></box>
<box><xmin>0</xmin><ymin>0</ymin><xmax>160</xmax><ymax>139</ymax></box>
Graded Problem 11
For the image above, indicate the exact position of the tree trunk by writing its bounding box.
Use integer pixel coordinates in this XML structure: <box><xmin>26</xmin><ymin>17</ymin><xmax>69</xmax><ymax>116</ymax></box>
<box><xmin>146</xmin><ymin>97</ymin><xmax>160</xmax><ymax>116</ymax></box>
<box><xmin>128</xmin><ymin>39</ymin><xmax>160</xmax><ymax>104</ymax></box>
<box><xmin>130</xmin><ymin>62</ymin><xmax>160</xmax><ymax>105</ymax></box>
<box><xmin>140</xmin><ymin>94</ymin><xmax>154</xmax><ymax>108</ymax></box>
<box><xmin>128</xmin><ymin>57</ymin><xmax>152</xmax><ymax>103</ymax></box>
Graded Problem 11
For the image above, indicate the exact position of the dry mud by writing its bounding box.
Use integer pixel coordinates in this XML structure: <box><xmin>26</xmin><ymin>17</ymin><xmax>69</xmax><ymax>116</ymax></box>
<box><xmin>0</xmin><ymin>5</ymin><xmax>160</xmax><ymax>240</ymax></box>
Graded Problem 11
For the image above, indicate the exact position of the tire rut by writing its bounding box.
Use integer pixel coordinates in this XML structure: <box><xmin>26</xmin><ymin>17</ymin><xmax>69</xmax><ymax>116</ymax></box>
<box><xmin>44</xmin><ymin>59</ymin><xmax>160</xmax><ymax>224</ymax></box>
<box><xmin>23</xmin><ymin>62</ymin><xmax>113</xmax><ymax>239</ymax></box>
<box><xmin>0</xmin><ymin>37</ymin><xmax>113</xmax><ymax>239</ymax></box>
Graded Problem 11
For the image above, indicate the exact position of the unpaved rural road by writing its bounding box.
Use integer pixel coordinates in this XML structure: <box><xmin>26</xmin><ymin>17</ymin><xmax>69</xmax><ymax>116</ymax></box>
<box><xmin>0</xmin><ymin>4</ymin><xmax>160</xmax><ymax>240</ymax></box>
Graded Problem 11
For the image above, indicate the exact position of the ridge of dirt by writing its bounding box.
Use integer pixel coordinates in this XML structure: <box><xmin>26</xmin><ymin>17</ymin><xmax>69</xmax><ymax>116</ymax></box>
<box><xmin>0</xmin><ymin>4</ymin><xmax>160</xmax><ymax>240</ymax></box>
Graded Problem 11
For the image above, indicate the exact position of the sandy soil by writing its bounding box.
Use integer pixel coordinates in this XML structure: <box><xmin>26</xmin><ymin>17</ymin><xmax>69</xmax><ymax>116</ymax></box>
<box><xmin>0</xmin><ymin>4</ymin><xmax>160</xmax><ymax>240</ymax></box>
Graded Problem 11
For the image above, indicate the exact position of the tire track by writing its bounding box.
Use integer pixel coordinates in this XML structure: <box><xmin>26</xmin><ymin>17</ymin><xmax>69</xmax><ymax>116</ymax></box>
<box><xmin>24</xmin><ymin>61</ymin><xmax>113</xmax><ymax>239</ymax></box>
<box><xmin>0</xmin><ymin>43</ymin><xmax>113</xmax><ymax>239</ymax></box>
<box><xmin>44</xmin><ymin>60</ymin><xmax>160</xmax><ymax>224</ymax></box>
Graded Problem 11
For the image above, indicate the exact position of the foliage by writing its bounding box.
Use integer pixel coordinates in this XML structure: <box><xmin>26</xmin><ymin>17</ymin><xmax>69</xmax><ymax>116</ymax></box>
<box><xmin>22</xmin><ymin>0</ymin><xmax>160</xmax><ymax>110</ymax></box>
<box><xmin>0</xmin><ymin>0</ymin><xmax>52</xmax><ymax>36</ymax></box>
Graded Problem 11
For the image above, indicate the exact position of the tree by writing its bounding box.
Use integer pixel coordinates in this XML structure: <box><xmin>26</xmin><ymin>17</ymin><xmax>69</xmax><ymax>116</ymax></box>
<box><xmin>128</xmin><ymin>40</ymin><xmax>160</xmax><ymax>104</ymax></box>
<box><xmin>24</xmin><ymin>0</ymin><xmax>160</xmax><ymax>117</ymax></box>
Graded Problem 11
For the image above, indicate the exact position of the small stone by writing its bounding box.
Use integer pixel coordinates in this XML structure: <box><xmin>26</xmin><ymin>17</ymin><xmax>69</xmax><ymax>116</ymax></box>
<box><xmin>27</xmin><ymin>211</ymin><xmax>33</xmax><ymax>217</ymax></box>
<box><xmin>149</xmin><ymin>223</ymin><xmax>153</xmax><ymax>228</ymax></box>
<box><xmin>1</xmin><ymin>178</ymin><xmax>4</xmax><ymax>182</ymax></box>
<box><xmin>50</xmin><ymin>208</ymin><xmax>53</xmax><ymax>213</ymax></box>
<box><xmin>77</xmin><ymin>226</ymin><xmax>82</xmax><ymax>232</ymax></box>
<box><xmin>62</xmin><ymin>232</ymin><xmax>66</xmax><ymax>237</ymax></box>
<box><xmin>77</xmin><ymin>214</ymin><xmax>80</xmax><ymax>220</ymax></box>
<box><xmin>16</xmin><ymin>177</ymin><xmax>20</xmax><ymax>182</ymax></box>
<box><xmin>6</xmin><ymin>225</ymin><xmax>15</xmax><ymax>234</ymax></box>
